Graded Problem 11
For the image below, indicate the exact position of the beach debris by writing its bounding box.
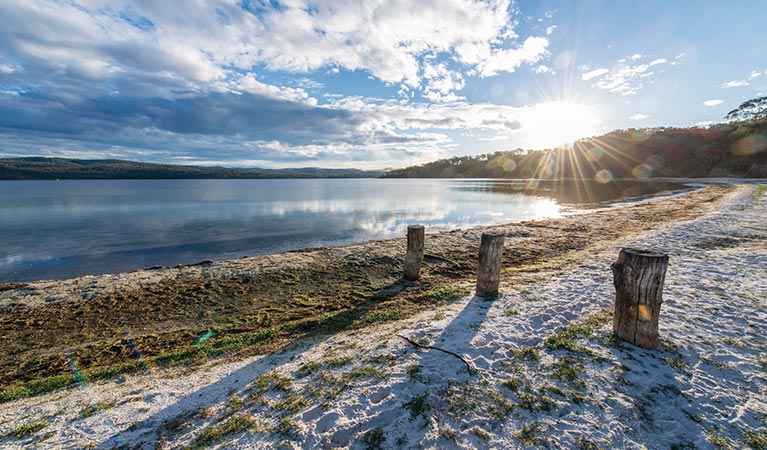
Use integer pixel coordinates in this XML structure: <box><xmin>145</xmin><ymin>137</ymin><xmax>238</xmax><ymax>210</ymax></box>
<box><xmin>396</xmin><ymin>334</ymin><xmax>479</xmax><ymax>374</ymax></box>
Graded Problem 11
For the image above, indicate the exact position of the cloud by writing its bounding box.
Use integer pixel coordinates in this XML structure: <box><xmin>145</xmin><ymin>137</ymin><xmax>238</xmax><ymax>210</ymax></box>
<box><xmin>583</xmin><ymin>54</ymin><xmax>676</xmax><ymax>96</ymax></box>
<box><xmin>629</xmin><ymin>114</ymin><xmax>649</xmax><ymax>121</ymax></box>
<box><xmin>476</xmin><ymin>36</ymin><xmax>550</xmax><ymax>77</ymax></box>
<box><xmin>0</xmin><ymin>0</ymin><xmax>549</xmax><ymax>95</ymax></box>
<box><xmin>703</xmin><ymin>99</ymin><xmax>724</xmax><ymax>106</ymax></box>
<box><xmin>534</xmin><ymin>65</ymin><xmax>552</xmax><ymax>74</ymax></box>
<box><xmin>721</xmin><ymin>80</ymin><xmax>749</xmax><ymax>88</ymax></box>
<box><xmin>0</xmin><ymin>0</ymin><xmax>560</xmax><ymax>167</ymax></box>
<box><xmin>748</xmin><ymin>70</ymin><xmax>762</xmax><ymax>80</ymax></box>
<box><xmin>581</xmin><ymin>68</ymin><xmax>609</xmax><ymax>81</ymax></box>
<box><xmin>670</xmin><ymin>53</ymin><xmax>685</xmax><ymax>66</ymax></box>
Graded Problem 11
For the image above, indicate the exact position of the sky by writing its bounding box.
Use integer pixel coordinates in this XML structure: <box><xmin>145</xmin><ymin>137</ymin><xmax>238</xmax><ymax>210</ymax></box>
<box><xmin>0</xmin><ymin>0</ymin><xmax>766</xmax><ymax>169</ymax></box>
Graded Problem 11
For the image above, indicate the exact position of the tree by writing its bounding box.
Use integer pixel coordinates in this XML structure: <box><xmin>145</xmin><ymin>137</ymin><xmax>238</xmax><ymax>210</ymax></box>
<box><xmin>725</xmin><ymin>96</ymin><xmax>767</xmax><ymax>121</ymax></box>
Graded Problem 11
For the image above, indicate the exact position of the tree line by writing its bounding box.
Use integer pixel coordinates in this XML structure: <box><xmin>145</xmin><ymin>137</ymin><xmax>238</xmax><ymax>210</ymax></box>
<box><xmin>0</xmin><ymin>157</ymin><xmax>383</xmax><ymax>180</ymax></box>
<box><xmin>384</xmin><ymin>100</ymin><xmax>767</xmax><ymax>180</ymax></box>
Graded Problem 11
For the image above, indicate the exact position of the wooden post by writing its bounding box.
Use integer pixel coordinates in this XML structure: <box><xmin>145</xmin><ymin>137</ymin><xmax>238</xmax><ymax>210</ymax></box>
<box><xmin>611</xmin><ymin>248</ymin><xmax>669</xmax><ymax>349</ymax></box>
<box><xmin>404</xmin><ymin>225</ymin><xmax>425</xmax><ymax>281</ymax></box>
<box><xmin>476</xmin><ymin>231</ymin><xmax>505</xmax><ymax>297</ymax></box>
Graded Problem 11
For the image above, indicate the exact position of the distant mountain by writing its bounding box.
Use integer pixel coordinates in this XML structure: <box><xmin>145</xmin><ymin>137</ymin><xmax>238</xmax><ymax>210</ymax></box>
<box><xmin>383</xmin><ymin>110</ymin><xmax>767</xmax><ymax>180</ymax></box>
<box><xmin>0</xmin><ymin>157</ymin><xmax>384</xmax><ymax>180</ymax></box>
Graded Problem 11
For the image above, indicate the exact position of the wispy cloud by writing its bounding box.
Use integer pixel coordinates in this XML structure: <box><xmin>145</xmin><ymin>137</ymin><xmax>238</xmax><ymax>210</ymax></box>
<box><xmin>581</xmin><ymin>54</ymin><xmax>674</xmax><ymax>96</ymax></box>
<box><xmin>703</xmin><ymin>99</ymin><xmax>724</xmax><ymax>106</ymax></box>
<box><xmin>629</xmin><ymin>113</ymin><xmax>649</xmax><ymax>121</ymax></box>
<box><xmin>721</xmin><ymin>80</ymin><xmax>749</xmax><ymax>88</ymax></box>
<box><xmin>581</xmin><ymin>68</ymin><xmax>609</xmax><ymax>81</ymax></box>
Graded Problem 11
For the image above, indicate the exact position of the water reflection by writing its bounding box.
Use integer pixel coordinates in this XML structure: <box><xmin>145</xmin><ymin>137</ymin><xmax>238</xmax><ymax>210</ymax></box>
<box><xmin>453</xmin><ymin>179</ymin><xmax>689</xmax><ymax>205</ymax></box>
<box><xmin>0</xmin><ymin>178</ymin><xmax>682</xmax><ymax>282</ymax></box>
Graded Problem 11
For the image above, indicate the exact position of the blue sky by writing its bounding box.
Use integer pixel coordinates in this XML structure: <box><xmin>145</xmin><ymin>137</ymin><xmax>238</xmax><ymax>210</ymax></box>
<box><xmin>0</xmin><ymin>0</ymin><xmax>765</xmax><ymax>169</ymax></box>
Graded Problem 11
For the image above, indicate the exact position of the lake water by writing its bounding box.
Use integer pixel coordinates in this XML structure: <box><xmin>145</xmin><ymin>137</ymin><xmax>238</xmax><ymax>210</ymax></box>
<box><xmin>0</xmin><ymin>178</ymin><xmax>686</xmax><ymax>282</ymax></box>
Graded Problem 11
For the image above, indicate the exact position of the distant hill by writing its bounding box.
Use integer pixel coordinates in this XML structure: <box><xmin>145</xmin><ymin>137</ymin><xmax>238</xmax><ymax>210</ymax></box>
<box><xmin>0</xmin><ymin>158</ymin><xmax>384</xmax><ymax>180</ymax></box>
<box><xmin>383</xmin><ymin>113</ymin><xmax>767</xmax><ymax>180</ymax></box>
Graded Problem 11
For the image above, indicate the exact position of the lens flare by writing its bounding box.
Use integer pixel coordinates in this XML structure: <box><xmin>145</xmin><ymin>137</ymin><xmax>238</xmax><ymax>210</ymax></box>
<box><xmin>584</xmin><ymin>146</ymin><xmax>604</xmax><ymax>162</ymax></box>
<box><xmin>632</xmin><ymin>163</ymin><xmax>653</xmax><ymax>178</ymax></box>
<box><xmin>120</xmin><ymin>316</ymin><xmax>181</xmax><ymax>414</ymax></box>
<box><xmin>195</xmin><ymin>330</ymin><xmax>216</xmax><ymax>345</ymax></box>
<box><xmin>594</xmin><ymin>169</ymin><xmax>613</xmax><ymax>184</ymax></box>
<box><xmin>732</xmin><ymin>134</ymin><xmax>767</xmax><ymax>155</ymax></box>
<box><xmin>66</xmin><ymin>350</ymin><xmax>127</xmax><ymax>447</ymax></box>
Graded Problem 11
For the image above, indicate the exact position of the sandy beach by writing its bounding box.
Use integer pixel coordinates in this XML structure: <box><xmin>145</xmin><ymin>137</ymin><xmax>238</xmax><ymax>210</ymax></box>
<box><xmin>0</xmin><ymin>183</ymin><xmax>765</xmax><ymax>449</ymax></box>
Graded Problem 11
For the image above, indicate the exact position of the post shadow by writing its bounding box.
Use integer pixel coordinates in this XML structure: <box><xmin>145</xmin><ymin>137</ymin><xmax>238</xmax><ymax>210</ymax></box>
<box><xmin>94</xmin><ymin>278</ymin><xmax>415</xmax><ymax>449</ymax></box>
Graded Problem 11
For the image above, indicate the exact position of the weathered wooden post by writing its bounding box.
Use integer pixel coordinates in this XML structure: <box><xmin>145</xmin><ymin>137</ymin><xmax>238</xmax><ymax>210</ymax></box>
<box><xmin>404</xmin><ymin>225</ymin><xmax>425</xmax><ymax>281</ymax></box>
<box><xmin>611</xmin><ymin>248</ymin><xmax>669</xmax><ymax>349</ymax></box>
<box><xmin>476</xmin><ymin>231</ymin><xmax>505</xmax><ymax>297</ymax></box>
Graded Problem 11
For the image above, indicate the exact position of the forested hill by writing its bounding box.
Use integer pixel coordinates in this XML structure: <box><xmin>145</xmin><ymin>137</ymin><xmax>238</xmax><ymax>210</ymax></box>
<box><xmin>383</xmin><ymin>108</ymin><xmax>767</xmax><ymax>180</ymax></box>
<box><xmin>0</xmin><ymin>158</ymin><xmax>383</xmax><ymax>180</ymax></box>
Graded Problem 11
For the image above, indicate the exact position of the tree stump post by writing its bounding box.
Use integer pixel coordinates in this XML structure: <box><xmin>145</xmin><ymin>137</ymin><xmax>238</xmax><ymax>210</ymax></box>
<box><xmin>611</xmin><ymin>248</ymin><xmax>669</xmax><ymax>349</ymax></box>
<box><xmin>404</xmin><ymin>225</ymin><xmax>425</xmax><ymax>281</ymax></box>
<box><xmin>476</xmin><ymin>231</ymin><xmax>505</xmax><ymax>297</ymax></box>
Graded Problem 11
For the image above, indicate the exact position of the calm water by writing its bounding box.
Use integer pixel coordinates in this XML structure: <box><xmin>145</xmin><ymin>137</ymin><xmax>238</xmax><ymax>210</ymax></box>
<box><xmin>0</xmin><ymin>179</ymin><xmax>686</xmax><ymax>282</ymax></box>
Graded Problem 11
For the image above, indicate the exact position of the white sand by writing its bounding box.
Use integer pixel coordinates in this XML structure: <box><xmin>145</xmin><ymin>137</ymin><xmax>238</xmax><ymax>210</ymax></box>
<box><xmin>1</xmin><ymin>184</ymin><xmax>765</xmax><ymax>449</ymax></box>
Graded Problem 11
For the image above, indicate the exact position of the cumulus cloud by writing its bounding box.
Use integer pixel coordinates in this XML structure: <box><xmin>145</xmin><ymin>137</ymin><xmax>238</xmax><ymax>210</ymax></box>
<box><xmin>0</xmin><ymin>0</ymin><xmax>547</xmax><ymax>95</ymax></box>
<box><xmin>703</xmin><ymin>99</ymin><xmax>724</xmax><ymax>106</ymax></box>
<box><xmin>629</xmin><ymin>114</ymin><xmax>649</xmax><ymax>121</ymax></box>
<box><xmin>0</xmin><ymin>0</ymin><xmax>561</xmax><ymax>166</ymax></box>
<box><xmin>475</xmin><ymin>36</ymin><xmax>550</xmax><ymax>77</ymax></box>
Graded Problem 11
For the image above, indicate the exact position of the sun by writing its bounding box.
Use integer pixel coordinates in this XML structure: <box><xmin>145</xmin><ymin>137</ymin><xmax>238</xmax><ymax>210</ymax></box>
<box><xmin>521</xmin><ymin>101</ymin><xmax>601</xmax><ymax>149</ymax></box>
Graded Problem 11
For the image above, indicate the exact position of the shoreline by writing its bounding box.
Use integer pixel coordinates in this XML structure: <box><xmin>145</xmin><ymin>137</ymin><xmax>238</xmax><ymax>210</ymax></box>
<box><xmin>0</xmin><ymin>184</ymin><xmax>739</xmax><ymax>386</ymax></box>
<box><xmin>0</xmin><ymin>177</ymin><xmax>713</xmax><ymax>285</ymax></box>
<box><xmin>0</xmin><ymin>183</ymin><xmax>764</xmax><ymax>448</ymax></box>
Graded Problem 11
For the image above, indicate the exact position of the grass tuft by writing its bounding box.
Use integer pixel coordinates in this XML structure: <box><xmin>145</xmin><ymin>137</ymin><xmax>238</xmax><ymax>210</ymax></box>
<box><xmin>545</xmin><ymin>308</ymin><xmax>612</xmax><ymax>351</ymax></box>
<box><xmin>0</xmin><ymin>422</ymin><xmax>48</xmax><ymax>440</ymax></box>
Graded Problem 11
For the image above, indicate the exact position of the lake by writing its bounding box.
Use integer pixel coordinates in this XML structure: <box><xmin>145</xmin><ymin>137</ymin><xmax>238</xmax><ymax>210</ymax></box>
<box><xmin>0</xmin><ymin>178</ymin><xmax>687</xmax><ymax>282</ymax></box>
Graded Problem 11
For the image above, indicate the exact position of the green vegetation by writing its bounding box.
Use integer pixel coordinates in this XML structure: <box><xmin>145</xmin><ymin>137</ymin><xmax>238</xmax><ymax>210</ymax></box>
<box><xmin>516</xmin><ymin>421</ymin><xmax>543</xmax><ymax>446</ymax></box>
<box><xmin>664</xmin><ymin>357</ymin><xmax>690</xmax><ymax>375</ymax></box>
<box><xmin>406</xmin><ymin>364</ymin><xmax>425</xmax><ymax>383</ymax></box>
<box><xmin>753</xmin><ymin>184</ymin><xmax>767</xmax><ymax>200</ymax></box>
<box><xmin>191</xmin><ymin>413</ymin><xmax>264</xmax><ymax>448</ymax></box>
<box><xmin>403</xmin><ymin>393</ymin><xmax>431</xmax><ymax>422</ymax></box>
<box><xmin>80</xmin><ymin>400</ymin><xmax>119</xmax><ymax>418</ymax></box>
<box><xmin>512</xmin><ymin>346</ymin><xmax>541</xmax><ymax>362</ymax></box>
<box><xmin>744</xmin><ymin>428</ymin><xmax>767</xmax><ymax>450</ymax></box>
<box><xmin>545</xmin><ymin>308</ymin><xmax>613</xmax><ymax>351</ymax></box>
<box><xmin>421</xmin><ymin>284</ymin><xmax>469</xmax><ymax>302</ymax></box>
<box><xmin>361</xmin><ymin>427</ymin><xmax>386</xmax><ymax>450</ymax></box>
<box><xmin>708</xmin><ymin>429</ymin><xmax>732</xmax><ymax>449</ymax></box>
<box><xmin>383</xmin><ymin>113</ymin><xmax>767</xmax><ymax>180</ymax></box>
<box><xmin>0</xmin><ymin>422</ymin><xmax>48</xmax><ymax>440</ymax></box>
<box><xmin>0</xmin><ymin>157</ymin><xmax>383</xmax><ymax>180</ymax></box>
